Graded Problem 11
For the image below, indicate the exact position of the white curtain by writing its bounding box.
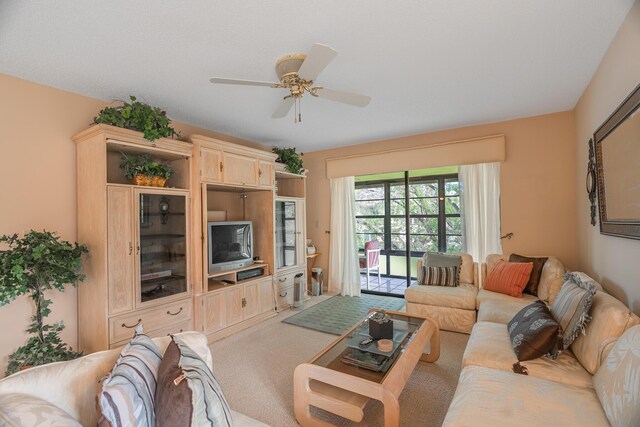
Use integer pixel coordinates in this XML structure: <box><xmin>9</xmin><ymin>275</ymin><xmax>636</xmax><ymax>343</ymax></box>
<box><xmin>459</xmin><ymin>162</ymin><xmax>502</xmax><ymax>284</ymax></box>
<box><xmin>328</xmin><ymin>176</ymin><xmax>361</xmax><ymax>297</ymax></box>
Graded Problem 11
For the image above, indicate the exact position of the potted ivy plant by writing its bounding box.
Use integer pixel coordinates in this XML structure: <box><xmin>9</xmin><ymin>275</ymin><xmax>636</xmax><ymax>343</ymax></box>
<box><xmin>93</xmin><ymin>95</ymin><xmax>180</xmax><ymax>141</ymax></box>
<box><xmin>272</xmin><ymin>147</ymin><xmax>305</xmax><ymax>175</ymax></box>
<box><xmin>0</xmin><ymin>230</ymin><xmax>88</xmax><ymax>376</ymax></box>
<box><xmin>120</xmin><ymin>152</ymin><xmax>174</xmax><ymax>187</ymax></box>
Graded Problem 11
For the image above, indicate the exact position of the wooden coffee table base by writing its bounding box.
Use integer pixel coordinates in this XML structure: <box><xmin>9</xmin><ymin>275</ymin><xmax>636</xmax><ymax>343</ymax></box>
<box><xmin>294</xmin><ymin>313</ymin><xmax>440</xmax><ymax>427</ymax></box>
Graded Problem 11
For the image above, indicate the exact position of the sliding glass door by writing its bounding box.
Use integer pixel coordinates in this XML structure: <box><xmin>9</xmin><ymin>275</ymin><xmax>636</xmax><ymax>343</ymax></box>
<box><xmin>355</xmin><ymin>169</ymin><xmax>461</xmax><ymax>295</ymax></box>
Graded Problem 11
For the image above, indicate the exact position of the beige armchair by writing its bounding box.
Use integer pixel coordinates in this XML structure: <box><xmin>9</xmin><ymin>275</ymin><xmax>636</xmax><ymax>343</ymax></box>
<box><xmin>405</xmin><ymin>253</ymin><xmax>478</xmax><ymax>333</ymax></box>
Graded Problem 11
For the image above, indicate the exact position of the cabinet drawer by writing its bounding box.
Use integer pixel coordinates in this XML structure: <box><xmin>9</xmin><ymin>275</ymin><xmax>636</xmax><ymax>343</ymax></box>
<box><xmin>109</xmin><ymin>320</ymin><xmax>192</xmax><ymax>349</ymax></box>
<box><xmin>276</xmin><ymin>285</ymin><xmax>294</xmax><ymax>311</ymax></box>
<box><xmin>109</xmin><ymin>298</ymin><xmax>192</xmax><ymax>344</ymax></box>
<box><xmin>276</xmin><ymin>269</ymin><xmax>306</xmax><ymax>291</ymax></box>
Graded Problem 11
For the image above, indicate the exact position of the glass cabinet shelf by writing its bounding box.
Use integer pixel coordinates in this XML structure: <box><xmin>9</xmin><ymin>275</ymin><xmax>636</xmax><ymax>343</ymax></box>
<box><xmin>138</xmin><ymin>192</ymin><xmax>188</xmax><ymax>303</ymax></box>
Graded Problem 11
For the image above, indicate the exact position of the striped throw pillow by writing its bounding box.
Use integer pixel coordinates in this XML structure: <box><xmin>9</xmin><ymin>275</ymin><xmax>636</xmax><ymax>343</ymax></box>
<box><xmin>484</xmin><ymin>260</ymin><xmax>533</xmax><ymax>297</ymax></box>
<box><xmin>550</xmin><ymin>273</ymin><xmax>596</xmax><ymax>350</ymax></box>
<box><xmin>420</xmin><ymin>266</ymin><xmax>459</xmax><ymax>287</ymax></box>
<box><xmin>98</xmin><ymin>328</ymin><xmax>162</xmax><ymax>427</ymax></box>
<box><xmin>155</xmin><ymin>336</ymin><xmax>233</xmax><ymax>427</ymax></box>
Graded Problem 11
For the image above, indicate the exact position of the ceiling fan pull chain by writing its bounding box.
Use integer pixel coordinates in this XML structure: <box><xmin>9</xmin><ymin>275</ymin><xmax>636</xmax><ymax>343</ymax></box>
<box><xmin>294</xmin><ymin>97</ymin><xmax>301</xmax><ymax>123</ymax></box>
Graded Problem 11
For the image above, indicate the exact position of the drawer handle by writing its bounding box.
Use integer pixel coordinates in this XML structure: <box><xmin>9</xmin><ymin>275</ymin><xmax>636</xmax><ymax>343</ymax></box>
<box><xmin>122</xmin><ymin>319</ymin><xmax>142</xmax><ymax>329</ymax></box>
<box><xmin>279</xmin><ymin>292</ymin><xmax>288</xmax><ymax>297</ymax></box>
<box><xmin>279</xmin><ymin>278</ymin><xmax>287</xmax><ymax>282</ymax></box>
<box><xmin>167</xmin><ymin>307</ymin><xmax>183</xmax><ymax>316</ymax></box>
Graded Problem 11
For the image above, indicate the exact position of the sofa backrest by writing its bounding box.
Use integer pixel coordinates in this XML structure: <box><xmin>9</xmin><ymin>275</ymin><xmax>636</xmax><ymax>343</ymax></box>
<box><xmin>593</xmin><ymin>324</ymin><xmax>640</xmax><ymax>427</ymax></box>
<box><xmin>571</xmin><ymin>289</ymin><xmax>640</xmax><ymax>375</ymax></box>
<box><xmin>484</xmin><ymin>254</ymin><xmax>565</xmax><ymax>303</ymax></box>
<box><xmin>417</xmin><ymin>252</ymin><xmax>477</xmax><ymax>286</ymax></box>
<box><xmin>0</xmin><ymin>331</ymin><xmax>211</xmax><ymax>426</ymax></box>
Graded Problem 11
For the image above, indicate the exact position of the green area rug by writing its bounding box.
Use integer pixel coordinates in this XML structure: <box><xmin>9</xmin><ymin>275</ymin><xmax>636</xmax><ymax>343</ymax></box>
<box><xmin>282</xmin><ymin>294</ymin><xmax>406</xmax><ymax>335</ymax></box>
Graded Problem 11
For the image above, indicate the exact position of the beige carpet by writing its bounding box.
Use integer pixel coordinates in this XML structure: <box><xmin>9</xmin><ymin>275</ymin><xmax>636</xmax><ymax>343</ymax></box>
<box><xmin>210</xmin><ymin>294</ymin><xmax>468</xmax><ymax>426</ymax></box>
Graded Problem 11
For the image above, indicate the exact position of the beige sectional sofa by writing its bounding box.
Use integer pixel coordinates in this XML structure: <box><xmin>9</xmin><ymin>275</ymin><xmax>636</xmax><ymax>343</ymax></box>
<box><xmin>407</xmin><ymin>252</ymin><xmax>569</xmax><ymax>333</ymax></box>
<box><xmin>420</xmin><ymin>253</ymin><xmax>640</xmax><ymax>427</ymax></box>
<box><xmin>0</xmin><ymin>332</ymin><xmax>266</xmax><ymax>427</ymax></box>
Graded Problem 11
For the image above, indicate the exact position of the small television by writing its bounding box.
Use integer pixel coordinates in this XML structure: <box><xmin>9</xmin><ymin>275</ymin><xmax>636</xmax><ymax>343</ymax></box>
<box><xmin>207</xmin><ymin>221</ymin><xmax>253</xmax><ymax>274</ymax></box>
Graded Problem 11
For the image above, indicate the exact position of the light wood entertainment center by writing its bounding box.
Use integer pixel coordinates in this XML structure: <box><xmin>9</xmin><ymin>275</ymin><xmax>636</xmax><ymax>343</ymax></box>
<box><xmin>74</xmin><ymin>125</ymin><xmax>307</xmax><ymax>352</ymax></box>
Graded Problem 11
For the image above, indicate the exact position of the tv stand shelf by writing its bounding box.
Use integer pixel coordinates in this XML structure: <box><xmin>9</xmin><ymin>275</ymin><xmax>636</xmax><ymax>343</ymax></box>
<box><xmin>207</xmin><ymin>264</ymin><xmax>269</xmax><ymax>291</ymax></box>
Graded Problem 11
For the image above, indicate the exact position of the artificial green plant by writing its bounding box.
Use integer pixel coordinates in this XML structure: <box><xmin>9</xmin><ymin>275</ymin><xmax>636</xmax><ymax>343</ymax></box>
<box><xmin>93</xmin><ymin>95</ymin><xmax>180</xmax><ymax>141</ymax></box>
<box><xmin>0</xmin><ymin>230</ymin><xmax>88</xmax><ymax>376</ymax></box>
<box><xmin>119</xmin><ymin>152</ymin><xmax>174</xmax><ymax>179</ymax></box>
<box><xmin>272</xmin><ymin>147</ymin><xmax>304</xmax><ymax>174</ymax></box>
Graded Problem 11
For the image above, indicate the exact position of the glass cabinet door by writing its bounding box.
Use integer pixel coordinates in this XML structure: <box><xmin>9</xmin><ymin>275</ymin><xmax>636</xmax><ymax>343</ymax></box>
<box><xmin>137</xmin><ymin>192</ymin><xmax>188</xmax><ymax>303</ymax></box>
<box><xmin>276</xmin><ymin>200</ymin><xmax>298</xmax><ymax>269</ymax></box>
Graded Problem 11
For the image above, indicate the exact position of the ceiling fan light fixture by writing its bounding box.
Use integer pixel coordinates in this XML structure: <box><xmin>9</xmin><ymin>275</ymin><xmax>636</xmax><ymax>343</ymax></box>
<box><xmin>275</xmin><ymin>54</ymin><xmax>306</xmax><ymax>80</ymax></box>
<box><xmin>209</xmin><ymin>43</ymin><xmax>370</xmax><ymax>122</ymax></box>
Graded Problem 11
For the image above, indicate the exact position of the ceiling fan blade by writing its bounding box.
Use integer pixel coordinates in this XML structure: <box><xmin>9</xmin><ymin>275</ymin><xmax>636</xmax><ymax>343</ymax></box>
<box><xmin>209</xmin><ymin>77</ymin><xmax>276</xmax><ymax>87</ymax></box>
<box><xmin>315</xmin><ymin>88</ymin><xmax>371</xmax><ymax>107</ymax></box>
<box><xmin>297</xmin><ymin>44</ymin><xmax>338</xmax><ymax>81</ymax></box>
<box><xmin>271</xmin><ymin>98</ymin><xmax>295</xmax><ymax>118</ymax></box>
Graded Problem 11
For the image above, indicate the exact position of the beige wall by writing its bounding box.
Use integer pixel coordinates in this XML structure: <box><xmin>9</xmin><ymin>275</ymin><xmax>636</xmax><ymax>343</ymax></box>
<box><xmin>305</xmin><ymin>111</ymin><xmax>578</xmax><ymax>288</ymax></box>
<box><xmin>575</xmin><ymin>0</ymin><xmax>640</xmax><ymax>314</ymax></box>
<box><xmin>0</xmin><ymin>73</ymin><xmax>263</xmax><ymax>374</ymax></box>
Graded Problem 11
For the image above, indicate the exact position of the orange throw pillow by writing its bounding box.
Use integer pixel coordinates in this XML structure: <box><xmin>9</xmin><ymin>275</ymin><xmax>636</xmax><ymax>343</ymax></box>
<box><xmin>484</xmin><ymin>260</ymin><xmax>533</xmax><ymax>297</ymax></box>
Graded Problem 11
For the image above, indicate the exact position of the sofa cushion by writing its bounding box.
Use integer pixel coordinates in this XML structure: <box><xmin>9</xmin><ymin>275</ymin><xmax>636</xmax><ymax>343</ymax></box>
<box><xmin>420</xmin><ymin>265</ymin><xmax>459</xmax><ymax>286</ymax></box>
<box><xmin>484</xmin><ymin>260</ymin><xmax>533</xmax><ymax>297</ymax></box>
<box><xmin>571</xmin><ymin>287</ymin><xmax>640</xmax><ymax>374</ymax></box>
<box><xmin>424</xmin><ymin>252</ymin><xmax>462</xmax><ymax>269</ymax></box>
<box><xmin>509</xmin><ymin>253</ymin><xmax>548</xmax><ymax>296</ymax></box>
<box><xmin>565</xmin><ymin>271</ymin><xmax>605</xmax><ymax>292</ymax></box>
<box><xmin>406</xmin><ymin>302</ymin><xmax>476</xmax><ymax>334</ymax></box>
<box><xmin>405</xmin><ymin>282</ymin><xmax>477</xmax><ymax>310</ymax></box>
<box><xmin>486</xmin><ymin>254</ymin><xmax>565</xmax><ymax>303</ymax></box>
<box><xmin>476</xmin><ymin>295</ymin><xmax>539</xmax><ymax>324</ymax></box>
<box><xmin>97</xmin><ymin>330</ymin><xmax>163</xmax><ymax>427</ymax></box>
<box><xmin>550</xmin><ymin>274</ymin><xmax>597</xmax><ymax>351</ymax></box>
<box><xmin>476</xmin><ymin>288</ymin><xmax>538</xmax><ymax>311</ymax></box>
<box><xmin>156</xmin><ymin>336</ymin><xmax>233</xmax><ymax>427</ymax></box>
<box><xmin>508</xmin><ymin>300</ymin><xmax>561</xmax><ymax>361</ymax></box>
<box><xmin>593</xmin><ymin>325</ymin><xmax>640</xmax><ymax>427</ymax></box>
<box><xmin>155</xmin><ymin>339</ymin><xmax>193</xmax><ymax>427</ymax></box>
<box><xmin>0</xmin><ymin>393</ymin><xmax>83</xmax><ymax>427</ymax></box>
<box><xmin>463</xmin><ymin>322</ymin><xmax>594</xmax><ymax>389</ymax></box>
<box><xmin>417</xmin><ymin>252</ymin><xmax>475</xmax><ymax>286</ymax></box>
<box><xmin>442</xmin><ymin>365</ymin><xmax>610</xmax><ymax>427</ymax></box>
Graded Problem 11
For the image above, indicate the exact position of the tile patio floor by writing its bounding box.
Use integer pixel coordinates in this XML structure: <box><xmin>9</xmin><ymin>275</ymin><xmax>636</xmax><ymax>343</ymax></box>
<box><xmin>360</xmin><ymin>274</ymin><xmax>414</xmax><ymax>296</ymax></box>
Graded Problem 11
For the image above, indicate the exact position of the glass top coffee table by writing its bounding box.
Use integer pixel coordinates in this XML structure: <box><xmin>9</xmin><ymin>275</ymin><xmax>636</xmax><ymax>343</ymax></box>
<box><xmin>293</xmin><ymin>309</ymin><xmax>440</xmax><ymax>426</ymax></box>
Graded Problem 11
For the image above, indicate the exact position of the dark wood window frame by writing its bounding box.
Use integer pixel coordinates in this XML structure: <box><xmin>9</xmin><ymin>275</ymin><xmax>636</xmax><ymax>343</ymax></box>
<box><xmin>355</xmin><ymin>172</ymin><xmax>461</xmax><ymax>282</ymax></box>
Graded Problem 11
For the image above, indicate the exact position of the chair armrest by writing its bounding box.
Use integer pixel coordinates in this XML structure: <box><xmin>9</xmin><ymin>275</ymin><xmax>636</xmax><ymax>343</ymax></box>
<box><xmin>472</xmin><ymin>262</ymin><xmax>478</xmax><ymax>287</ymax></box>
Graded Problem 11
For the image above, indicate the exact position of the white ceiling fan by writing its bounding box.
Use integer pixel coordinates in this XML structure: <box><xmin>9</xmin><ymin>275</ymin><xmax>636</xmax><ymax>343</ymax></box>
<box><xmin>210</xmin><ymin>44</ymin><xmax>371</xmax><ymax>122</ymax></box>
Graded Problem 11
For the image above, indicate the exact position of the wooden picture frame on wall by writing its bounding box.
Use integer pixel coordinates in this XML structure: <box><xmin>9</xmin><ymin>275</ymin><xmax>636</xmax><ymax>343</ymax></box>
<box><xmin>594</xmin><ymin>83</ymin><xmax>640</xmax><ymax>240</ymax></box>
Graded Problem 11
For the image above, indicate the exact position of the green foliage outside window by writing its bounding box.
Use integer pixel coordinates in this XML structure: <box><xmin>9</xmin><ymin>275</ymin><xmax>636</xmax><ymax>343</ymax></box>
<box><xmin>355</xmin><ymin>175</ymin><xmax>463</xmax><ymax>260</ymax></box>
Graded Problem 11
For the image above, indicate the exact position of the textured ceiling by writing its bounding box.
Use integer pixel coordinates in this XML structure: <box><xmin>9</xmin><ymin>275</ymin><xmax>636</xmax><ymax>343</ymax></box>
<box><xmin>0</xmin><ymin>1</ymin><xmax>634</xmax><ymax>151</ymax></box>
